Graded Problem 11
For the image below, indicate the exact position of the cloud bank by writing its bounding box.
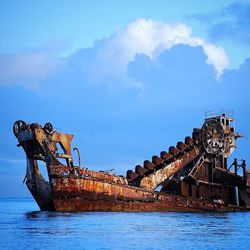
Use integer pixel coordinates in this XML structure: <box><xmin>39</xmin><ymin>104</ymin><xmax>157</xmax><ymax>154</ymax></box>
<box><xmin>103</xmin><ymin>19</ymin><xmax>228</xmax><ymax>77</ymax></box>
<box><xmin>0</xmin><ymin>19</ymin><xmax>229</xmax><ymax>90</ymax></box>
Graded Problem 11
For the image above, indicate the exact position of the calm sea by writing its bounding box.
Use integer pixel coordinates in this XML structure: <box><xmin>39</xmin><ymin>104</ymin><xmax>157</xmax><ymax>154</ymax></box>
<box><xmin>1</xmin><ymin>198</ymin><xmax>250</xmax><ymax>250</ymax></box>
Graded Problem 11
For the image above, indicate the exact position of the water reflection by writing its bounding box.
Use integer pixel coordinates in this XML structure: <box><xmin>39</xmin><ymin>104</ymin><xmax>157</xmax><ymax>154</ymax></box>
<box><xmin>25</xmin><ymin>211</ymin><xmax>73</xmax><ymax>219</ymax></box>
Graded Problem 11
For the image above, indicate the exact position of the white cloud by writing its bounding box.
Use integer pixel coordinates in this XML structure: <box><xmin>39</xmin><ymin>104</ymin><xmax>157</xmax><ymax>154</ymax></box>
<box><xmin>202</xmin><ymin>43</ymin><xmax>229</xmax><ymax>78</ymax></box>
<box><xmin>98</xmin><ymin>18</ymin><xmax>229</xmax><ymax>78</ymax></box>
<box><xmin>0</xmin><ymin>18</ymin><xmax>229</xmax><ymax>89</ymax></box>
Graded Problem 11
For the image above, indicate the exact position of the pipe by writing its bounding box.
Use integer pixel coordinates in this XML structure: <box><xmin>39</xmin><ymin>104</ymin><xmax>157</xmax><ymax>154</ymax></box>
<box><xmin>73</xmin><ymin>147</ymin><xmax>81</xmax><ymax>167</ymax></box>
<box><xmin>234</xmin><ymin>186</ymin><xmax>239</xmax><ymax>206</ymax></box>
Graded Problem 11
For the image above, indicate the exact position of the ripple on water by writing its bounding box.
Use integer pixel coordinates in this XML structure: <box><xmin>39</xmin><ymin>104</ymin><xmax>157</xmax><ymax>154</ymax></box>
<box><xmin>0</xmin><ymin>198</ymin><xmax>250</xmax><ymax>249</ymax></box>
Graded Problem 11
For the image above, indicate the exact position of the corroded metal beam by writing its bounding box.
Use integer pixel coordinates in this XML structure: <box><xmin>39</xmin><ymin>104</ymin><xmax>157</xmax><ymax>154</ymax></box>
<box><xmin>138</xmin><ymin>147</ymin><xmax>200</xmax><ymax>190</ymax></box>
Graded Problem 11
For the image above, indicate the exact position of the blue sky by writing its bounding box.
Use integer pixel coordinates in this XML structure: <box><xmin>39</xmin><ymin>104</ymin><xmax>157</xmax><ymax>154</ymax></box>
<box><xmin>0</xmin><ymin>1</ymin><xmax>250</xmax><ymax>197</ymax></box>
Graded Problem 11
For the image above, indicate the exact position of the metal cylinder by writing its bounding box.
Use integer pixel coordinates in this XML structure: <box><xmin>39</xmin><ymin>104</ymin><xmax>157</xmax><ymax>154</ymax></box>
<box><xmin>160</xmin><ymin>151</ymin><xmax>172</xmax><ymax>161</ymax></box>
<box><xmin>176</xmin><ymin>141</ymin><xmax>188</xmax><ymax>151</ymax></box>
<box><xmin>135</xmin><ymin>165</ymin><xmax>147</xmax><ymax>175</ymax></box>
<box><xmin>152</xmin><ymin>155</ymin><xmax>163</xmax><ymax>165</ymax></box>
<box><xmin>143</xmin><ymin>160</ymin><xmax>155</xmax><ymax>169</ymax></box>
<box><xmin>185</xmin><ymin>136</ymin><xmax>194</xmax><ymax>147</ymax></box>
<box><xmin>234</xmin><ymin>186</ymin><xmax>239</xmax><ymax>206</ymax></box>
<box><xmin>126</xmin><ymin>170</ymin><xmax>138</xmax><ymax>180</ymax></box>
<box><xmin>169</xmin><ymin>146</ymin><xmax>180</xmax><ymax>156</ymax></box>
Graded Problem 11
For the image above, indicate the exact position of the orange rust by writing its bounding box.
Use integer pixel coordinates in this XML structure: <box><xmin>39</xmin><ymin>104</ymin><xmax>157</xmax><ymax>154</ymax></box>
<box><xmin>13</xmin><ymin>113</ymin><xmax>250</xmax><ymax>212</ymax></box>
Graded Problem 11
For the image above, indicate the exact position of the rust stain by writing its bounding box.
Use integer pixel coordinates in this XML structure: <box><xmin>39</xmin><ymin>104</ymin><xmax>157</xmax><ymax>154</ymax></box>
<box><xmin>13</xmin><ymin>112</ymin><xmax>250</xmax><ymax>212</ymax></box>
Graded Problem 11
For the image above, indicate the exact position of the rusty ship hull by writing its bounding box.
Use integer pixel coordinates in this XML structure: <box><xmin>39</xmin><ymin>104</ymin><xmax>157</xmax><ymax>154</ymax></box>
<box><xmin>13</xmin><ymin>113</ymin><xmax>250</xmax><ymax>212</ymax></box>
<box><xmin>52</xmin><ymin>176</ymin><xmax>248</xmax><ymax>212</ymax></box>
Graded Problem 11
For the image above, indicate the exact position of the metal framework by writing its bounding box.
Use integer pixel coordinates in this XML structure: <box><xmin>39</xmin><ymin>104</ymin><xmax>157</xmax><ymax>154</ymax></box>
<box><xmin>13</xmin><ymin>114</ymin><xmax>250</xmax><ymax>212</ymax></box>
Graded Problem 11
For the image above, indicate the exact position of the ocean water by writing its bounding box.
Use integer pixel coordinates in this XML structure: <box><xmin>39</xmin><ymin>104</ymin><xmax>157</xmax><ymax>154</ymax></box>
<box><xmin>1</xmin><ymin>198</ymin><xmax>250</xmax><ymax>250</ymax></box>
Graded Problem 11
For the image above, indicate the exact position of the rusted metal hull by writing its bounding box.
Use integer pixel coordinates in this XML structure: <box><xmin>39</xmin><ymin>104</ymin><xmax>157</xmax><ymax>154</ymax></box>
<box><xmin>51</xmin><ymin>177</ymin><xmax>248</xmax><ymax>212</ymax></box>
<box><xmin>54</xmin><ymin>198</ymin><xmax>246</xmax><ymax>212</ymax></box>
<box><xmin>13</xmin><ymin>116</ymin><xmax>250</xmax><ymax>212</ymax></box>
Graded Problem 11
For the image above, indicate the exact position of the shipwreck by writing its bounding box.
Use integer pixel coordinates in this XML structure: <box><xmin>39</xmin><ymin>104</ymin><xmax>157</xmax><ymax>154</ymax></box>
<box><xmin>13</xmin><ymin>111</ymin><xmax>250</xmax><ymax>212</ymax></box>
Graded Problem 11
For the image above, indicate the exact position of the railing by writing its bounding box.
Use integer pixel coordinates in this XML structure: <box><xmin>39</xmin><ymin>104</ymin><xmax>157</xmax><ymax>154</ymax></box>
<box><xmin>205</xmin><ymin>109</ymin><xmax>234</xmax><ymax>119</ymax></box>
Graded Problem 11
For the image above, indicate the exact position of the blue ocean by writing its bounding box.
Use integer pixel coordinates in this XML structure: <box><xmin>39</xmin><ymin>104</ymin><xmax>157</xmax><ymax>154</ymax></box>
<box><xmin>1</xmin><ymin>198</ymin><xmax>250</xmax><ymax>250</ymax></box>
